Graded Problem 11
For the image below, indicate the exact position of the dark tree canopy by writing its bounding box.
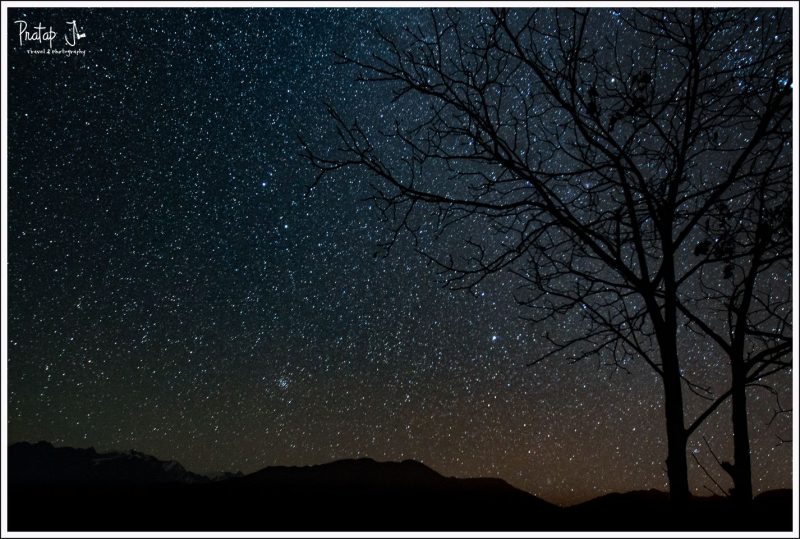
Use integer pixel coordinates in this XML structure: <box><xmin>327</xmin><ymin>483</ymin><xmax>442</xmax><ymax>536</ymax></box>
<box><xmin>304</xmin><ymin>8</ymin><xmax>792</xmax><ymax>505</ymax></box>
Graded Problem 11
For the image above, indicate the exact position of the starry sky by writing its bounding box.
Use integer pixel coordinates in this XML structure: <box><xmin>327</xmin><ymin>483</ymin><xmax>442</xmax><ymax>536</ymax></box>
<box><xmin>6</xmin><ymin>8</ymin><xmax>793</xmax><ymax>506</ymax></box>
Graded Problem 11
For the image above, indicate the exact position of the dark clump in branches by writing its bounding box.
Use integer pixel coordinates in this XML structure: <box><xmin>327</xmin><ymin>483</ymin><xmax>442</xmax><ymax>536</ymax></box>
<box><xmin>302</xmin><ymin>8</ymin><xmax>792</xmax><ymax>508</ymax></box>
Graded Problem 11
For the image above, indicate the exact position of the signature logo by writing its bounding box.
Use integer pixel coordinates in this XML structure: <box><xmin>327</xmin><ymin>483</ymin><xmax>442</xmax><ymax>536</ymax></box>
<box><xmin>14</xmin><ymin>19</ymin><xmax>87</xmax><ymax>55</ymax></box>
<box><xmin>65</xmin><ymin>21</ymin><xmax>86</xmax><ymax>47</ymax></box>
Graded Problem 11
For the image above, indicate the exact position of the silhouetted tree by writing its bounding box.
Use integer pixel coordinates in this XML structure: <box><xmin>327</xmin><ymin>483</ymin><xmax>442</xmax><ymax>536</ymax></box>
<box><xmin>678</xmin><ymin>143</ymin><xmax>792</xmax><ymax>506</ymax></box>
<box><xmin>302</xmin><ymin>8</ymin><xmax>792</xmax><ymax>507</ymax></box>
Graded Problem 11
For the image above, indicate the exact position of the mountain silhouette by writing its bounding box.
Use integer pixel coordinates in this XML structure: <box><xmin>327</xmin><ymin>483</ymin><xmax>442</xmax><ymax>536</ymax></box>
<box><xmin>8</xmin><ymin>441</ymin><xmax>209</xmax><ymax>486</ymax></box>
<box><xmin>565</xmin><ymin>488</ymin><xmax>794</xmax><ymax>531</ymax></box>
<box><xmin>7</xmin><ymin>441</ymin><xmax>792</xmax><ymax>531</ymax></box>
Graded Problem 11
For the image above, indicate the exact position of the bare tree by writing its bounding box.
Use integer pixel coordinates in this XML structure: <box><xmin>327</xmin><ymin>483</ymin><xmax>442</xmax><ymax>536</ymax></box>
<box><xmin>302</xmin><ymin>8</ymin><xmax>792</xmax><ymax>507</ymax></box>
<box><xmin>678</xmin><ymin>132</ymin><xmax>792</xmax><ymax>505</ymax></box>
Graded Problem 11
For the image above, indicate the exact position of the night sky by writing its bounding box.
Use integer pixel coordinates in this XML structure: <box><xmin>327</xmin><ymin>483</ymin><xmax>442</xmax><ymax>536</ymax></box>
<box><xmin>6</xmin><ymin>8</ymin><xmax>793</xmax><ymax>506</ymax></box>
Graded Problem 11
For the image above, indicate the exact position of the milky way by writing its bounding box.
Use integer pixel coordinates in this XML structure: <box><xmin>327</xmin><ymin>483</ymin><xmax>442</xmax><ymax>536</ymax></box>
<box><xmin>7</xmin><ymin>8</ymin><xmax>792</xmax><ymax>505</ymax></box>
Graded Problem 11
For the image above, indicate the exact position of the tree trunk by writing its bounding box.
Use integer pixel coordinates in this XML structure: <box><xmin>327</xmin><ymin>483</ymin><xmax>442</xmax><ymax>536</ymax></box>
<box><xmin>650</xmin><ymin>296</ymin><xmax>690</xmax><ymax>506</ymax></box>
<box><xmin>658</xmin><ymin>246</ymin><xmax>691</xmax><ymax>508</ymax></box>
<box><xmin>731</xmin><ymin>360</ymin><xmax>753</xmax><ymax>506</ymax></box>
<box><xmin>650</xmin><ymin>243</ymin><xmax>689</xmax><ymax>512</ymax></box>
<box><xmin>662</xmin><ymin>343</ymin><xmax>690</xmax><ymax>508</ymax></box>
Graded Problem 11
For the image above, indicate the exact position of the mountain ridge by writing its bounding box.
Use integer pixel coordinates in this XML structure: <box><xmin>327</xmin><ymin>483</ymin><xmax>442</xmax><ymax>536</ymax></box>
<box><xmin>7</xmin><ymin>441</ymin><xmax>792</xmax><ymax>531</ymax></box>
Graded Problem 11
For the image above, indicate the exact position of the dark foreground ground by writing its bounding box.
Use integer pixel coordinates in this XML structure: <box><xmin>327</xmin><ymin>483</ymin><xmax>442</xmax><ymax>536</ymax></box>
<box><xmin>8</xmin><ymin>441</ymin><xmax>793</xmax><ymax>531</ymax></box>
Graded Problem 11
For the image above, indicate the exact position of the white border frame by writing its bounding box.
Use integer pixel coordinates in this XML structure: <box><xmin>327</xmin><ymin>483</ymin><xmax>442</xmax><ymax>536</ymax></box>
<box><xmin>1</xmin><ymin>1</ymin><xmax>797</xmax><ymax>537</ymax></box>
